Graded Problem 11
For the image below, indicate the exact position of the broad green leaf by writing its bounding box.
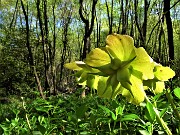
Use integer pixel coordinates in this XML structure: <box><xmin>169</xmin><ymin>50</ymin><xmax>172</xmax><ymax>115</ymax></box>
<box><xmin>96</xmin><ymin>63</ymin><xmax>115</xmax><ymax>75</ymax></box>
<box><xmin>174</xmin><ymin>87</ymin><xmax>180</xmax><ymax>99</ymax></box>
<box><xmin>84</xmin><ymin>48</ymin><xmax>111</xmax><ymax>67</ymax></box>
<box><xmin>117</xmin><ymin>67</ymin><xmax>131</xmax><ymax>83</ymax></box>
<box><xmin>64</xmin><ymin>61</ymin><xmax>97</xmax><ymax>72</ymax></box>
<box><xmin>87</xmin><ymin>75</ymin><xmax>100</xmax><ymax>89</ymax></box>
<box><xmin>121</xmin><ymin>70</ymin><xmax>145</xmax><ymax>105</ymax></box>
<box><xmin>97</xmin><ymin>76</ymin><xmax>121</xmax><ymax>99</ymax></box>
<box><xmin>121</xmin><ymin>114</ymin><xmax>140</xmax><ymax>121</ymax></box>
<box><xmin>130</xmin><ymin>47</ymin><xmax>154</xmax><ymax>80</ymax></box>
<box><xmin>98</xmin><ymin>105</ymin><xmax>116</xmax><ymax>120</ymax></box>
<box><xmin>76</xmin><ymin>104</ymin><xmax>88</xmax><ymax>118</ymax></box>
<box><xmin>64</xmin><ymin>61</ymin><xmax>83</xmax><ymax>70</ymax></box>
<box><xmin>154</xmin><ymin>81</ymin><xmax>165</xmax><ymax>94</ymax></box>
<box><xmin>106</xmin><ymin>34</ymin><xmax>136</xmax><ymax>62</ymax></box>
<box><xmin>146</xmin><ymin>102</ymin><xmax>156</xmax><ymax>123</ymax></box>
<box><xmin>154</xmin><ymin>65</ymin><xmax>175</xmax><ymax>81</ymax></box>
<box><xmin>143</xmin><ymin>80</ymin><xmax>165</xmax><ymax>94</ymax></box>
<box><xmin>139</xmin><ymin>130</ymin><xmax>150</xmax><ymax>135</ymax></box>
<box><xmin>77</xmin><ymin>71</ymin><xmax>88</xmax><ymax>83</ymax></box>
<box><xmin>116</xmin><ymin>105</ymin><xmax>124</xmax><ymax>116</ymax></box>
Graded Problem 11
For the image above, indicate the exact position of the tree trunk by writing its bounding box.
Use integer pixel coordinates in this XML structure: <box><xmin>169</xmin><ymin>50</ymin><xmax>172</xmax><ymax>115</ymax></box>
<box><xmin>79</xmin><ymin>0</ymin><xmax>98</xmax><ymax>60</ymax></box>
<box><xmin>79</xmin><ymin>0</ymin><xmax>98</xmax><ymax>97</ymax></box>
<box><xmin>164</xmin><ymin>0</ymin><xmax>174</xmax><ymax>61</ymax></box>
<box><xmin>105</xmin><ymin>0</ymin><xmax>113</xmax><ymax>34</ymax></box>
<box><xmin>20</xmin><ymin>0</ymin><xmax>45</xmax><ymax>99</ymax></box>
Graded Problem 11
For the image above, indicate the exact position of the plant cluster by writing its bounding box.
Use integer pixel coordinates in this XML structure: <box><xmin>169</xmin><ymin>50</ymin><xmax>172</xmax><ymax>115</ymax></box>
<box><xmin>0</xmin><ymin>89</ymin><xmax>179</xmax><ymax>135</ymax></box>
<box><xmin>65</xmin><ymin>34</ymin><xmax>175</xmax><ymax>105</ymax></box>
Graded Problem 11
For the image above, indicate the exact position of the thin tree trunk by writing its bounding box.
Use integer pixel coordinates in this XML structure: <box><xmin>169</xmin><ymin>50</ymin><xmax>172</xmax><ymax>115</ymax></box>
<box><xmin>10</xmin><ymin>0</ymin><xmax>19</xmax><ymax>28</ymax></box>
<box><xmin>36</xmin><ymin>0</ymin><xmax>49</xmax><ymax>92</ymax></box>
<box><xmin>105</xmin><ymin>0</ymin><xmax>113</xmax><ymax>34</ymax></box>
<box><xmin>142</xmin><ymin>0</ymin><xmax>150</xmax><ymax>47</ymax></box>
<box><xmin>52</xmin><ymin>1</ymin><xmax>56</xmax><ymax>95</ymax></box>
<box><xmin>20</xmin><ymin>0</ymin><xmax>45</xmax><ymax>99</ymax></box>
<box><xmin>164</xmin><ymin>0</ymin><xmax>174</xmax><ymax>61</ymax></box>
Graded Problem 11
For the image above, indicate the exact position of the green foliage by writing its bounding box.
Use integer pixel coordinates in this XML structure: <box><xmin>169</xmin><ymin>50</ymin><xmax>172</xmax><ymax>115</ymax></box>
<box><xmin>0</xmin><ymin>89</ymin><xmax>179</xmax><ymax>134</ymax></box>
<box><xmin>174</xmin><ymin>87</ymin><xmax>180</xmax><ymax>99</ymax></box>
<box><xmin>65</xmin><ymin>34</ymin><xmax>175</xmax><ymax>105</ymax></box>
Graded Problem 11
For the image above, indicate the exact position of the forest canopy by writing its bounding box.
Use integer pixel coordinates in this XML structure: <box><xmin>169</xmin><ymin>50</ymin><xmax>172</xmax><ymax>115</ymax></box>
<box><xmin>0</xmin><ymin>0</ymin><xmax>180</xmax><ymax>97</ymax></box>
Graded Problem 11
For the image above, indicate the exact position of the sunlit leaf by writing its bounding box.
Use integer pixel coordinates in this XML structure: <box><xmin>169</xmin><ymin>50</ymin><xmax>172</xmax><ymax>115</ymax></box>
<box><xmin>97</xmin><ymin>76</ymin><xmax>121</xmax><ymax>99</ymax></box>
<box><xmin>143</xmin><ymin>80</ymin><xmax>165</xmax><ymax>94</ymax></box>
<box><xmin>154</xmin><ymin>65</ymin><xmax>175</xmax><ymax>81</ymax></box>
<box><xmin>146</xmin><ymin>102</ymin><xmax>156</xmax><ymax>123</ymax></box>
<box><xmin>106</xmin><ymin>34</ymin><xmax>136</xmax><ymax>62</ymax></box>
<box><xmin>87</xmin><ymin>75</ymin><xmax>100</xmax><ymax>89</ymax></box>
<box><xmin>97</xmin><ymin>76</ymin><xmax>110</xmax><ymax>97</ymax></box>
<box><xmin>121</xmin><ymin>69</ymin><xmax>145</xmax><ymax>105</ymax></box>
<box><xmin>154</xmin><ymin>81</ymin><xmax>165</xmax><ymax>94</ymax></box>
<box><xmin>130</xmin><ymin>47</ymin><xmax>154</xmax><ymax>80</ymax></box>
<box><xmin>84</xmin><ymin>48</ymin><xmax>111</xmax><ymax>67</ymax></box>
<box><xmin>117</xmin><ymin>67</ymin><xmax>131</xmax><ymax>83</ymax></box>
<box><xmin>174</xmin><ymin>87</ymin><xmax>180</xmax><ymax>99</ymax></box>
<box><xmin>64</xmin><ymin>62</ymin><xmax>83</xmax><ymax>70</ymax></box>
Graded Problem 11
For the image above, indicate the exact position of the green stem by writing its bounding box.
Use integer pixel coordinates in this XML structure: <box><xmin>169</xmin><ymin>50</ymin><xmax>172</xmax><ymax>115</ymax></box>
<box><xmin>144</xmin><ymin>95</ymin><xmax>172</xmax><ymax>135</ymax></box>
<box><xmin>119</xmin><ymin>120</ymin><xmax>122</xmax><ymax>135</ymax></box>
<box><xmin>21</xmin><ymin>97</ymin><xmax>32</xmax><ymax>133</ymax></box>
<box><xmin>165</xmin><ymin>89</ymin><xmax>180</xmax><ymax>122</ymax></box>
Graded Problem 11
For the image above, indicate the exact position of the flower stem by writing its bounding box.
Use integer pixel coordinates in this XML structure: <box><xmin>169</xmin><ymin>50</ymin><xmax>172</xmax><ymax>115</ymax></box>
<box><xmin>144</xmin><ymin>95</ymin><xmax>172</xmax><ymax>135</ymax></box>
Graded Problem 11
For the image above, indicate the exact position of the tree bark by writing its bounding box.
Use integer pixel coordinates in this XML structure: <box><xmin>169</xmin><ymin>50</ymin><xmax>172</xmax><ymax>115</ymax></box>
<box><xmin>164</xmin><ymin>0</ymin><xmax>174</xmax><ymax>61</ymax></box>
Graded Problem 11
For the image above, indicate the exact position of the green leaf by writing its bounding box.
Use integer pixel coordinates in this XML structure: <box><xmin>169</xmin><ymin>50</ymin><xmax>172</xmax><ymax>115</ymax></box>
<box><xmin>97</xmin><ymin>76</ymin><xmax>112</xmax><ymax>98</ymax></box>
<box><xmin>115</xmin><ymin>105</ymin><xmax>124</xmax><ymax>116</ymax></box>
<box><xmin>146</xmin><ymin>102</ymin><xmax>156</xmax><ymax>123</ymax></box>
<box><xmin>120</xmin><ymin>69</ymin><xmax>145</xmax><ymax>105</ymax></box>
<box><xmin>106</xmin><ymin>34</ymin><xmax>136</xmax><ymax>61</ymax></box>
<box><xmin>84</xmin><ymin>48</ymin><xmax>111</xmax><ymax>67</ymax></box>
<box><xmin>97</xmin><ymin>76</ymin><xmax>121</xmax><ymax>99</ymax></box>
<box><xmin>160</xmin><ymin>108</ymin><xmax>168</xmax><ymax>117</ymax></box>
<box><xmin>154</xmin><ymin>65</ymin><xmax>175</xmax><ymax>81</ymax></box>
<box><xmin>139</xmin><ymin>130</ymin><xmax>150</xmax><ymax>135</ymax></box>
<box><xmin>121</xmin><ymin>114</ymin><xmax>140</xmax><ymax>121</ymax></box>
<box><xmin>117</xmin><ymin>67</ymin><xmax>131</xmax><ymax>83</ymax></box>
<box><xmin>130</xmin><ymin>47</ymin><xmax>154</xmax><ymax>80</ymax></box>
<box><xmin>154</xmin><ymin>81</ymin><xmax>165</xmax><ymax>94</ymax></box>
<box><xmin>37</xmin><ymin>125</ymin><xmax>46</xmax><ymax>134</ymax></box>
<box><xmin>174</xmin><ymin>87</ymin><xmax>180</xmax><ymax>99</ymax></box>
<box><xmin>98</xmin><ymin>105</ymin><xmax>116</xmax><ymax>120</ymax></box>
<box><xmin>64</xmin><ymin>61</ymin><xmax>83</xmax><ymax>70</ymax></box>
<box><xmin>143</xmin><ymin>80</ymin><xmax>165</xmax><ymax>94</ymax></box>
<box><xmin>76</xmin><ymin>104</ymin><xmax>88</xmax><ymax>119</ymax></box>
